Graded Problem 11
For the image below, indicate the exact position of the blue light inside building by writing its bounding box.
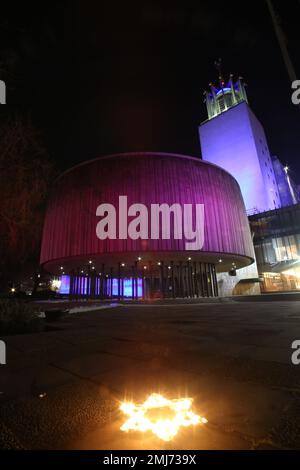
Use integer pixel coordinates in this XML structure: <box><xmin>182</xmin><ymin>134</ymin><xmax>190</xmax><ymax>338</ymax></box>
<box><xmin>59</xmin><ymin>275</ymin><xmax>71</xmax><ymax>294</ymax></box>
<box><xmin>124</xmin><ymin>278</ymin><xmax>140</xmax><ymax>297</ymax></box>
<box><xmin>107</xmin><ymin>277</ymin><xmax>143</xmax><ymax>297</ymax></box>
<box><xmin>111</xmin><ymin>278</ymin><xmax>118</xmax><ymax>296</ymax></box>
<box><xmin>58</xmin><ymin>275</ymin><xmax>143</xmax><ymax>297</ymax></box>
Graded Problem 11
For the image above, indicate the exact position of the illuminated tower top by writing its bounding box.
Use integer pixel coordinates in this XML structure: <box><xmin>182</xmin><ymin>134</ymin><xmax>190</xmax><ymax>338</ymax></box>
<box><xmin>204</xmin><ymin>72</ymin><xmax>248</xmax><ymax>120</ymax></box>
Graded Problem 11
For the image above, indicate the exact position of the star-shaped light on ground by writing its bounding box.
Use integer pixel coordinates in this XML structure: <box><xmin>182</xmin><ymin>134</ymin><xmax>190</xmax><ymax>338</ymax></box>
<box><xmin>120</xmin><ymin>393</ymin><xmax>207</xmax><ymax>441</ymax></box>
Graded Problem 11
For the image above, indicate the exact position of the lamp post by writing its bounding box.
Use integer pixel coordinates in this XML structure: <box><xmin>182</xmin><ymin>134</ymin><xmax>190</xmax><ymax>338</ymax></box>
<box><xmin>266</xmin><ymin>0</ymin><xmax>298</xmax><ymax>83</ymax></box>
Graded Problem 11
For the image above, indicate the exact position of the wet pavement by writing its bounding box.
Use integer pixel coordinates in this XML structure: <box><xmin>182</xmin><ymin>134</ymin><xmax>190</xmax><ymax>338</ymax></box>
<box><xmin>1</xmin><ymin>299</ymin><xmax>300</xmax><ymax>449</ymax></box>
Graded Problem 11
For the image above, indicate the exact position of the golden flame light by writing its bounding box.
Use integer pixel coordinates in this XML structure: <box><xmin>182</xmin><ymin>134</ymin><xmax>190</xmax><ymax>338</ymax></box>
<box><xmin>120</xmin><ymin>393</ymin><xmax>207</xmax><ymax>442</ymax></box>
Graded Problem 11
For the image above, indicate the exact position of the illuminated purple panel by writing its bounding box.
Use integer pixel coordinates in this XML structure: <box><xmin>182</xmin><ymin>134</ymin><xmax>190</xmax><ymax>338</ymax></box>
<box><xmin>199</xmin><ymin>102</ymin><xmax>281</xmax><ymax>213</ymax></box>
<box><xmin>59</xmin><ymin>275</ymin><xmax>70</xmax><ymax>294</ymax></box>
<box><xmin>83</xmin><ymin>277</ymin><xmax>88</xmax><ymax>295</ymax></box>
<box><xmin>136</xmin><ymin>278</ymin><xmax>143</xmax><ymax>298</ymax></box>
<box><xmin>101</xmin><ymin>278</ymin><xmax>143</xmax><ymax>297</ymax></box>
<box><xmin>96</xmin><ymin>278</ymin><xmax>100</xmax><ymax>296</ymax></box>
<box><xmin>76</xmin><ymin>276</ymin><xmax>88</xmax><ymax>295</ymax></box>
<box><xmin>123</xmin><ymin>279</ymin><xmax>132</xmax><ymax>297</ymax></box>
<box><xmin>123</xmin><ymin>278</ymin><xmax>143</xmax><ymax>298</ymax></box>
<box><xmin>111</xmin><ymin>278</ymin><xmax>143</xmax><ymax>297</ymax></box>
<box><xmin>111</xmin><ymin>278</ymin><xmax>118</xmax><ymax>296</ymax></box>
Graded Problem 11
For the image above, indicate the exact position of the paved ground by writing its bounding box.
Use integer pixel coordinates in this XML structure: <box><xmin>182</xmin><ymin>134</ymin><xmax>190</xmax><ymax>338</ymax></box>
<box><xmin>1</xmin><ymin>298</ymin><xmax>300</xmax><ymax>450</ymax></box>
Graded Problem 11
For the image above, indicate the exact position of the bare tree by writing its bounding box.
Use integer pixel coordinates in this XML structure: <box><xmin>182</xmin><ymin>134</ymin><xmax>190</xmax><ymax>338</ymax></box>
<box><xmin>0</xmin><ymin>116</ymin><xmax>53</xmax><ymax>290</ymax></box>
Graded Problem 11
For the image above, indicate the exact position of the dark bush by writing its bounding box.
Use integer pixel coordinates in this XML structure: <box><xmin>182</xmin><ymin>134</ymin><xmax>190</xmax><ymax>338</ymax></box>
<box><xmin>45</xmin><ymin>309</ymin><xmax>68</xmax><ymax>322</ymax></box>
<box><xmin>0</xmin><ymin>300</ymin><xmax>43</xmax><ymax>335</ymax></box>
<box><xmin>31</xmin><ymin>289</ymin><xmax>57</xmax><ymax>300</ymax></box>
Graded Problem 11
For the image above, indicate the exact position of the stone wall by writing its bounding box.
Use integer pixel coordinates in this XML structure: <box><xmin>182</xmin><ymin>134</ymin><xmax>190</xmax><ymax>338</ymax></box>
<box><xmin>217</xmin><ymin>261</ymin><xmax>261</xmax><ymax>297</ymax></box>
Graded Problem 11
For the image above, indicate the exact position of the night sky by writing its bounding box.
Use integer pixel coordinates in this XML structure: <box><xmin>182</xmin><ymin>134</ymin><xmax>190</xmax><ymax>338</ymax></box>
<box><xmin>1</xmin><ymin>0</ymin><xmax>300</xmax><ymax>181</ymax></box>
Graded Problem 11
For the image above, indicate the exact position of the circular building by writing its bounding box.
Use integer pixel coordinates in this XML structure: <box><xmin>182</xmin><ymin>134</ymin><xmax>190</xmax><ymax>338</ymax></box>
<box><xmin>40</xmin><ymin>152</ymin><xmax>255</xmax><ymax>299</ymax></box>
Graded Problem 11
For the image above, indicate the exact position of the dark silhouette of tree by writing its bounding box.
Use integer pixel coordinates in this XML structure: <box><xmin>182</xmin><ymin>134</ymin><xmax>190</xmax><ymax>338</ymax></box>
<box><xmin>0</xmin><ymin>116</ymin><xmax>53</xmax><ymax>290</ymax></box>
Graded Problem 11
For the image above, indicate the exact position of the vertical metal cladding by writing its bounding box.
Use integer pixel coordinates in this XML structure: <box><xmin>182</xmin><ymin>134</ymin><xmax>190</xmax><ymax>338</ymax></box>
<box><xmin>40</xmin><ymin>152</ymin><xmax>255</xmax><ymax>267</ymax></box>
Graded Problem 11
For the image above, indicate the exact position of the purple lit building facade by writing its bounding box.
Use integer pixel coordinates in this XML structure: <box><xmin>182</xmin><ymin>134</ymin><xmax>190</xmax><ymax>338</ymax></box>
<box><xmin>41</xmin><ymin>153</ymin><xmax>257</xmax><ymax>299</ymax></box>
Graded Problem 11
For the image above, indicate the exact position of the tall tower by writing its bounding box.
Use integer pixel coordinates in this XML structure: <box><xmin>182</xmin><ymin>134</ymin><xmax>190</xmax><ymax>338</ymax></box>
<box><xmin>199</xmin><ymin>72</ymin><xmax>281</xmax><ymax>214</ymax></box>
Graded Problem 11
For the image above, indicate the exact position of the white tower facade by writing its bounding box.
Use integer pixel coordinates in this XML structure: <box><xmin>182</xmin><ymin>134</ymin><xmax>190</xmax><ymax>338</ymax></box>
<box><xmin>199</xmin><ymin>75</ymin><xmax>281</xmax><ymax>214</ymax></box>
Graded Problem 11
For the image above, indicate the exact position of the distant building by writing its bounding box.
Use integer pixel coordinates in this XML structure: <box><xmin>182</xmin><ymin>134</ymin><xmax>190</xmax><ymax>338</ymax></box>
<box><xmin>249</xmin><ymin>204</ymin><xmax>300</xmax><ymax>292</ymax></box>
<box><xmin>272</xmin><ymin>157</ymin><xmax>300</xmax><ymax>207</ymax></box>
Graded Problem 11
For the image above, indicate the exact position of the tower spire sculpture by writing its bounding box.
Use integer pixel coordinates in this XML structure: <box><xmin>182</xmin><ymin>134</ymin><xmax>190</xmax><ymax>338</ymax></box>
<box><xmin>204</xmin><ymin>61</ymin><xmax>248</xmax><ymax>120</ymax></box>
<box><xmin>214</xmin><ymin>58</ymin><xmax>224</xmax><ymax>85</ymax></box>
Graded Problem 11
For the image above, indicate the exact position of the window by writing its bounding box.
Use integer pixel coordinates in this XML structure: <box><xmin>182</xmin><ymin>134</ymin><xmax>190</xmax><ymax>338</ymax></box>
<box><xmin>273</xmin><ymin>235</ymin><xmax>299</xmax><ymax>262</ymax></box>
